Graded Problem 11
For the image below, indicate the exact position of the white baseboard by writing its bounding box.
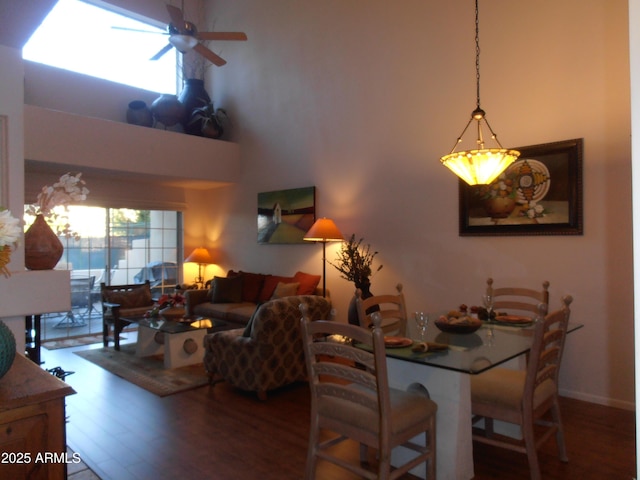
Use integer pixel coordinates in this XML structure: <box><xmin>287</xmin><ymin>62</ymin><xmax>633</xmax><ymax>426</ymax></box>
<box><xmin>559</xmin><ymin>388</ymin><xmax>635</xmax><ymax>411</ymax></box>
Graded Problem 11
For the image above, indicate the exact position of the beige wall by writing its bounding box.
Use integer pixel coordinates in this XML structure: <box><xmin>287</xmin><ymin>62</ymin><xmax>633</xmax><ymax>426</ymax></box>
<box><xmin>0</xmin><ymin>0</ymin><xmax>632</xmax><ymax>408</ymax></box>
<box><xmin>204</xmin><ymin>0</ymin><xmax>633</xmax><ymax>408</ymax></box>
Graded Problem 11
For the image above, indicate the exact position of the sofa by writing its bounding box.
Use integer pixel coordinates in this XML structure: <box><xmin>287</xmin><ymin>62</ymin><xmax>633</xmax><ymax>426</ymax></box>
<box><xmin>184</xmin><ymin>270</ymin><xmax>326</xmax><ymax>327</ymax></box>
<box><xmin>203</xmin><ymin>294</ymin><xmax>333</xmax><ymax>400</ymax></box>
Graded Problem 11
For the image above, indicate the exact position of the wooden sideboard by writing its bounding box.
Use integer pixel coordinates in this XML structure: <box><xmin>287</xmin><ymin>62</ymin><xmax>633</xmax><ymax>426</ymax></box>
<box><xmin>0</xmin><ymin>354</ymin><xmax>75</xmax><ymax>479</ymax></box>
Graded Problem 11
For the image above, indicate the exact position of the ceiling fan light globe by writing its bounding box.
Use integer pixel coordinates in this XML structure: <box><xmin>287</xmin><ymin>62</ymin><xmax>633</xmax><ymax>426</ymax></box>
<box><xmin>169</xmin><ymin>35</ymin><xmax>199</xmax><ymax>53</ymax></box>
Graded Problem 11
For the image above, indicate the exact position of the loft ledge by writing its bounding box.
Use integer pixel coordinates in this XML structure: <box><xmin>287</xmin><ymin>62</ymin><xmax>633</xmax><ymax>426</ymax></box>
<box><xmin>24</xmin><ymin>105</ymin><xmax>241</xmax><ymax>185</ymax></box>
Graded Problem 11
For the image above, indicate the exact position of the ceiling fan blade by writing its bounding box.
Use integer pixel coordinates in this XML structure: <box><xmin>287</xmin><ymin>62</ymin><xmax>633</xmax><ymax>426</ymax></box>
<box><xmin>193</xmin><ymin>43</ymin><xmax>226</xmax><ymax>66</ymax></box>
<box><xmin>166</xmin><ymin>4</ymin><xmax>185</xmax><ymax>25</ymax></box>
<box><xmin>151</xmin><ymin>43</ymin><xmax>174</xmax><ymax>61</ymax></box>
<box><xmin>197</xmin><ymin>32</ymin><xmax>248</xmax><ymax>41</ymax></box>
<box><xmin>112</xmin><ymin>26</ymin><xmax>168</xmax><ymax>35</ymax></box>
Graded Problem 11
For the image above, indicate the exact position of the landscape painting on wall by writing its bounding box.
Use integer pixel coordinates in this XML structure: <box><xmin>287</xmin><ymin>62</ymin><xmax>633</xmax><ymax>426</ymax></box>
<box><xmin>257</xmin><ymin>186</ymin><xmax>316</xmax><ymax>244</ymax></box>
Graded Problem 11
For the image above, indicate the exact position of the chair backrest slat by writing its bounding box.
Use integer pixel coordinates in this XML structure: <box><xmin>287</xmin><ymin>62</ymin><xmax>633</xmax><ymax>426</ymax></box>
<box><xmin>487</xmin><ymin>278</ymin><xmax>550</xmax><ymax>319</ymax></box>
<box><xmin>355</xmin><ymin>283</ymin><xmax>408</xmax><ymax>336</ymax></box>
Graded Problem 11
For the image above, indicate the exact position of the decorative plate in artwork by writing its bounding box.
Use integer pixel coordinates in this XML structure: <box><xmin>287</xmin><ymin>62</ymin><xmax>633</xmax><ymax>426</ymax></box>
<box><xmin>505</xmin><ymin>158</ymin><xmax>551</xmax><ymax>204</ymax></box>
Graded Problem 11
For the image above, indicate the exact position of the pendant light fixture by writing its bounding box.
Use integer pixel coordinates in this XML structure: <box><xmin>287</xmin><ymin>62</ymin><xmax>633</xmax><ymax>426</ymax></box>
<box><xmin>440</xmin><ymin>0</ymin><xmax>519</xmax><ymax>186</ymax></box>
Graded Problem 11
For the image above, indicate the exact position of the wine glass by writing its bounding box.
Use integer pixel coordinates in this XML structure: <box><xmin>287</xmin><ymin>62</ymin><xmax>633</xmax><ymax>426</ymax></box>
<box><xmin>482</xmin><ymin>293</ymin><xmax>494</xmax><ymax>322</ymax></box>
<box><xmin>414</xmin><ymin>311</ymin><xmax>429</xmax><ymax>341</ymax></box>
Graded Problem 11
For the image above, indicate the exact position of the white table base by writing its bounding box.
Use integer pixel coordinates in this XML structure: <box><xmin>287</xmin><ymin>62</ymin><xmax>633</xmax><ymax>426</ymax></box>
<box><xmin>386</xmin><ymin>357</ymin><xmax>474</xmax><ymax>480</ymax></box>
<box><xmin>136</xmin><ymin>324</ymin><xmax>207</xmax><ymax>369</ymax></box>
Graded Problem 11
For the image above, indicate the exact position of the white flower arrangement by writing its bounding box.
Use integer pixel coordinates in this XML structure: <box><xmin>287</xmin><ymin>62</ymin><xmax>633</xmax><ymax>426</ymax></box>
<box><xmin>523</xmin><ymin>201</ymin><xmax>546</xmax><ymax>219</ymax></box>
<box><xmin>0</xmin><ymin>208</ymin><xmax>21</xmax><ymax>277</ymax></box>
<box><xmin>25</xmin><ymin>173</ymin><xmax>89</xmax><ymax>238</ymax></box>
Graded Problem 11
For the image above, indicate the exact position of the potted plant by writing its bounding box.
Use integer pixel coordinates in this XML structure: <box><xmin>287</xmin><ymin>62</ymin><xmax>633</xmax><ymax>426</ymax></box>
<box><xmin>329</xmin><ymin>234</ymin><xmax>383</xmax><ymax>325</ymax></box>
<box><xmin>187</xmin><ymin>103</ymin><xmax>225</xmax><ymax>139</ymax></box>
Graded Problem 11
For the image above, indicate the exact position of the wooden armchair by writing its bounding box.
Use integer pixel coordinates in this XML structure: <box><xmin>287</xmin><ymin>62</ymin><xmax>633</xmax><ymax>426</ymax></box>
<box><xmin>101</xmin><ymin>281</ymin><xmax>153</xmax><ymax>350</ymax></box>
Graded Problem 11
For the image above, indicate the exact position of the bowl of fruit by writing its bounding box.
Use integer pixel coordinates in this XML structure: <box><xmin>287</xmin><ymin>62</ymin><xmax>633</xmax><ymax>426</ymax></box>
<box><xmin>435</xmin><ymin>305</ymin><xmax>483</xmax><ymax>334</ymax></box>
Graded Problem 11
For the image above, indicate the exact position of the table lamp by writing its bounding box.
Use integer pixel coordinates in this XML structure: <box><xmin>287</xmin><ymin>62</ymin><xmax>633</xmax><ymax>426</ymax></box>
<box><xmin>184</xmin><ymin>247</ymin><xmax>214</xmax><ymax>289</ymax></box>
<box><xmin>303</xmin><ymin>218</ymin><xmax>344</xmax><ymax>297</ymax></box>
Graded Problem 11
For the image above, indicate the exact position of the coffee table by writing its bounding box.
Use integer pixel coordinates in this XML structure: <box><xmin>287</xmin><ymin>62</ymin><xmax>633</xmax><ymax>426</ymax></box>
<box><xmin>135</xmin><ymin>317</ymin><xmax>213</xmax><ymax>369</ymax></box>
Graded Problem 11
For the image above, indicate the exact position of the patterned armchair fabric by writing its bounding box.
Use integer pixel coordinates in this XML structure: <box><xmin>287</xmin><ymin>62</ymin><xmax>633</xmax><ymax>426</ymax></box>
<box><xmin>203</xmin><ymin>295</ymin><xmax>332</xmax><ymax>400</ymax></box>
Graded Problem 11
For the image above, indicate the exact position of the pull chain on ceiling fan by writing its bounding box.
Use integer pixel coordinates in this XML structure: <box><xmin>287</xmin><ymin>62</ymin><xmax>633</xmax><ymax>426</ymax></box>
<box><xmin>113</xmin><ymin>3</ymin><xmax>247</xmax><ymax>66</ymax></box>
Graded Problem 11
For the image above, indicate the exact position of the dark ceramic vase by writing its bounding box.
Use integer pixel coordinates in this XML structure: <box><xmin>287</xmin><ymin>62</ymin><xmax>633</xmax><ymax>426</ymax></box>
<box><xmin>24</xmin><ymin>214</ymin><xmax>64</xmax><ymax>270</ymax></box>
<box><xmin>150</xmin><ymin>94</ymin><xmax>185</xmax><ymax>128</ymax></box>
<box><xmin>178</xmin><ymin>79</ymin><xmax>211</xmax><ymax>135</ymax></box>
<box><xmin>126</xmin><ymin>100</ymin><xmax>154</xmax><ymax>127</ymax></box>
<box><xmin>347</xmin><ymin>281</ymin><xmax>374</xmax><ymax>326</ymax></box>
<box><xmin>0</xmin><ymin>320</ymin><xmax>15</xmax><ymax>379</ymax></box>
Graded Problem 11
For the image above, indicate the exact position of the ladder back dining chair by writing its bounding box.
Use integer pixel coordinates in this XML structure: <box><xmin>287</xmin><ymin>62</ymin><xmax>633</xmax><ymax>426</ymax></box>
<box><xmin>300</xmin><ymin>306</ymin><xmax>437</xmax><ymax>480</ymax></box>
<box><xmin>487</xmin><ymin>277</ymin><xmax>550</xmax><ymax>318</ymax></box>
<box><xmin>355</xmin><ymin>283</ymin><xmax>408</xmax><ymax>337</ymax></box>
<box><xmin>470</xmin><ymin>295</ymin><xmax>573</xmax><ymax>480</ymax></box>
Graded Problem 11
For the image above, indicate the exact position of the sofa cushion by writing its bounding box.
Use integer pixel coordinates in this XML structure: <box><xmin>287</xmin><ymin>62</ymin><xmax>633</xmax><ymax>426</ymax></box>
<box><xmin>193</xmin><ymin>302</ymin><xmax>256</xmax><ymax>325</ymax></box>
<box><xmin>294</xmin><ymin>271</ymin><xmax>321</xmax><ymax>295</ymax></box>
<box><xmin>103</xmin><ymin>284</ymin><xmax>152</xmax><ymax>308</ymax></box>
<box><xmin>211</xmin><ymin>276</ymin><xmax>243</xmax><ymax>303</ymax></box>
<box><xmin>228</xmin><ymin>270</ymin><xmax>266</xmax><ymax>303</ymax></box>
<box><xmin>271</xmin><ymin>281</ymin><xmax>300</xmax><ymax>299</ymax></box>
<box><xmin>258</xmin><ymin>275</ymin><xmax>296</xmax><ymax>302</ymax></box>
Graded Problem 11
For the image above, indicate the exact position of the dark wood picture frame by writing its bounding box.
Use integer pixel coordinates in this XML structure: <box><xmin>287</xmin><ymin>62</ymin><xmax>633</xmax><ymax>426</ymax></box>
<box><xmin>257</xmin><ymin>186</ymin><xmax>316</xmax><ymax>244</ymax></box>
<box><xmin>459</xmin><ymin>138</ymin><xmax>583</xmax><ymax>236</ymax></box>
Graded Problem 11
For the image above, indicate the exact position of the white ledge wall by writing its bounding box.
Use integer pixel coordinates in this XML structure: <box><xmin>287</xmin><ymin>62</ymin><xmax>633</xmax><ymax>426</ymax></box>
<box><xmin>24</xmin><ymin>105</ymin><xmax>241</xmax><ymax>185</ymax></box>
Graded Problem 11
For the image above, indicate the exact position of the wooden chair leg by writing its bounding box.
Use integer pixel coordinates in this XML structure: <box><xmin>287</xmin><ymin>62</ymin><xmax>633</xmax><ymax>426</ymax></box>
<box><xmin>428</xmin><ymin>417</ymin><xmax>436</xmax><ymax>479</ymax></box>
<box><xmin>551</xmin><ymin>397</ymin><xmax>569</xmax><ymax>462</ymax></box>
<box><xmin>522</xmin><ymin>420</ymin><xmax>541</xmax><ymax>480</ymax></box>
<box><xmin>103</xmin><ymin>322</ymin><xmax>109</xmax><ymax>347</ymax></box>
<box><xmin>305</xmin><ymin>419</ymin><xmax>319</xmax><ymax>480</ymax></box>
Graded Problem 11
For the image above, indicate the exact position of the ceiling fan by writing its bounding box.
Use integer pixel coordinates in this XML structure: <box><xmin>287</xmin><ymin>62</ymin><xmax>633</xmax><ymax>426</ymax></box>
<box><xmin>114</xmin><ymin>4</ymin><xmax>247</xmax><ymax>67</ymax></box>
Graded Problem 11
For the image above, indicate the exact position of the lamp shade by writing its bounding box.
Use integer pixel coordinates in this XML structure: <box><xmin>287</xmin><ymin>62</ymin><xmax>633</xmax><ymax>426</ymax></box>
<box><xmin>303</xmin><ymin>218</ymin><xmax>344</xmax><ymax>243</ymax></box>
<box><xmin>441</xmin><ymin>148</ymin><xmax>519</xmax><ymax>186</ymax></box>
<box><xmin>185</xmin><ymin>247</ymin><xmax>214</xmax><ymax>265</ymax></box>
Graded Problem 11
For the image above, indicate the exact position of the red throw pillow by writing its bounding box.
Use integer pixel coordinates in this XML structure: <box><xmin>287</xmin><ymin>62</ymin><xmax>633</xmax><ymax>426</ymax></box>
<box><xmin>238</xmin><ymin>271</ymin><xmax>266</xmax><ymax>303</ymax></box>
<box><xmin>294</xmin><ymin>271</ymin><xmax>321</xmax><ymax>295</ymax></box>
<box><xmin>258</xmin><ymin>275</ymin><xmax>295</xmax><ymax>302</ymax></box>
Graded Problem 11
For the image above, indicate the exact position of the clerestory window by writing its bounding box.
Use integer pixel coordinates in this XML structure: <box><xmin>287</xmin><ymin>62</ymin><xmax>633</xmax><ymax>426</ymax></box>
<box><xmin>22</xmin><ymin>0</ymin><xmax>178</xmax><ymax>94</ymax></box>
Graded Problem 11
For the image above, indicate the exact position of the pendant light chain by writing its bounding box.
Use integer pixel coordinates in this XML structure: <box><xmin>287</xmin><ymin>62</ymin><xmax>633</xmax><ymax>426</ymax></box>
<box><xmin>439</xmin><ymin>0</ymin><xmax>520</xmax><ymax>185</ymax></box>
<box><xmin>475</xmin><ymin>0</ymin><xmax>481</xmax><ymax>110</ymax></box>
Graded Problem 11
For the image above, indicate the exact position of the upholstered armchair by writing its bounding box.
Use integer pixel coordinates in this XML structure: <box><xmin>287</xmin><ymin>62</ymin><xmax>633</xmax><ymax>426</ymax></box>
<box><xmin>203</xmin><ymin>294</ymin><xmax>332</xmax><ymax>400</ymax></box>
<box><xmin>101</xmin><ymin>281</ymin><xmax>154</xmax><ymax>350</ymax></box>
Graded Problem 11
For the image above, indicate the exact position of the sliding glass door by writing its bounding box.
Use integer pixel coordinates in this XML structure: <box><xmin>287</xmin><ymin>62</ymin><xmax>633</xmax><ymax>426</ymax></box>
<box><xmin>26</xmin><ymin>205</ymin><xmax>182</xmax><ymax>341</ymax></box>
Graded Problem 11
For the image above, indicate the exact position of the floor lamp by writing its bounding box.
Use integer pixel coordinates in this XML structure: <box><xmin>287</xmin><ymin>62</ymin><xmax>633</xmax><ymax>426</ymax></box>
<box><xmin>303</xmin><ymin>218</ymin><xmax>344</xmax><ymax>297</ymax></box>
<box><xmin>184</xmin><ymin>247</ymin><xmax>214</xmax><ymax>289</ymax></box>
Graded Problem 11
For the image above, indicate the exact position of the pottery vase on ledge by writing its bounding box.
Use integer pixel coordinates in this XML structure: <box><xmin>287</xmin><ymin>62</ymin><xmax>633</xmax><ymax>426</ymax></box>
<box><xmin>24</xmin><ymin>214</ymin><xmax>64</xmax><ymax>270</ymax></box>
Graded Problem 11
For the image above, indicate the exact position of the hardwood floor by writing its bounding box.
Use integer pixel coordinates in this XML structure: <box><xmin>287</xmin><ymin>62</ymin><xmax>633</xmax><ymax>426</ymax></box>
<box><xmin>40</xmin><ymin>339</ymin><xmax>636</xmax><ymax>480</ymax></box>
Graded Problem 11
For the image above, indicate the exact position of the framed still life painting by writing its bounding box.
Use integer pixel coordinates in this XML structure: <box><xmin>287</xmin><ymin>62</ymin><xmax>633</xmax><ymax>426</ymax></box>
<box><xmin>257</xmin><ymin>186</ymin><xmax>316</xmax><ymax>244</ymax></box>
<box><xmin>459</xmin><ymin>138</ymin><xmax>584</xmax><ymax>236</ymax></box>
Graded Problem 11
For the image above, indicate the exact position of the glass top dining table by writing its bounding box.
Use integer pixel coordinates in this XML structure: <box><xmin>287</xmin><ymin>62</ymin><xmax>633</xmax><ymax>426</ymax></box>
<box><xmin>386</xmin><ymin>321</ymin><xmax>583</xmax><ymax>375</ymax></box>
<box><xmin>382</xmin><ymin>319</ymin><xmax>582</xmax><ymax>480</ymax></box>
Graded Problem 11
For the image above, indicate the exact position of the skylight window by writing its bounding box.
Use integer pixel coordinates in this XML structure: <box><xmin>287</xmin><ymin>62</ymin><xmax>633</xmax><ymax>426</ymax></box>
<box><xmin>23</xmin><ymin>0</ymin><xmax>177</xmax><ymax>94</ymax></box>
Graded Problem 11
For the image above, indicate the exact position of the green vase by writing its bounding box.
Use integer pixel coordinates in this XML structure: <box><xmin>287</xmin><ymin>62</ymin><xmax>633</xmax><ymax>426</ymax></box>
<box><xmin>0</xmin><ymin>320</ymin><xmax>16</xmax><ymax>379</ymax></box>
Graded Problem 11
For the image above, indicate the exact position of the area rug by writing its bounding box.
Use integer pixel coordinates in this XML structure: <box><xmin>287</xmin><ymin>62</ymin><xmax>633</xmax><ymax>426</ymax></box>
<box><xmin>43</xmin><ymin>334</ymin><xmax>110</xmax><ymax>350</ymax></box>
<box><xmin>74</xmin><ymin>344</ymin><xmax>209</xmax><ymax>397</ymax></box>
